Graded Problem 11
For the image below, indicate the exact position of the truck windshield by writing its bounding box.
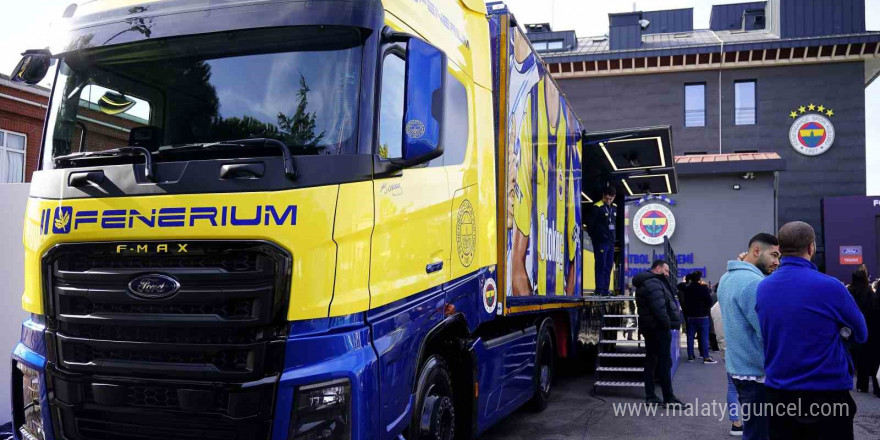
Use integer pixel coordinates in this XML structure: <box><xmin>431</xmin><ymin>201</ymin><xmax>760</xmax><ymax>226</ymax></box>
<box><xmin>43</xmin><ymin>26</ymin><xmax>363</xmax><ymax>169</ymax></box>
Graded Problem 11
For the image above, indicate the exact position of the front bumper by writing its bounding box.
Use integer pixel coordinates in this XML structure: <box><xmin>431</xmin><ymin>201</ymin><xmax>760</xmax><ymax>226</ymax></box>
<box><xmin>11</xmin><ymin>315</ymin><xmax>380</xmax><ymax>440</ymax></box>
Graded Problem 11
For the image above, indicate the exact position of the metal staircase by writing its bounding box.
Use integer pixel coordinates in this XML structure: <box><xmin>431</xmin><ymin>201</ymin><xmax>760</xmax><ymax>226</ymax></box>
<box><xmin>592</xmin><ymin>301</ymin><xmax>647</xmax><ymax>394</ymax></box>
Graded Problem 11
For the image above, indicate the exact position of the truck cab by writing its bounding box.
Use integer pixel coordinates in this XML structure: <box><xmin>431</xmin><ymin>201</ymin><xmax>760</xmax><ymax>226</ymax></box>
<box><xmin>10</xmin><ymin>1</ymin><xmax>497</xmax><ymax>439</ymax></box>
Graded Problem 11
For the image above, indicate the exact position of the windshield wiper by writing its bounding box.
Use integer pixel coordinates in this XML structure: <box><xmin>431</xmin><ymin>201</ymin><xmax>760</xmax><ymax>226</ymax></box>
<box><xmin>160</xmin><ymin>138</ymin><xmax>297</xmax><ymax>180</ymax></box>
<box><xmin>55</xmin><ymin>146</ymin><xmax>155</xmax><ymax>182</ymax></box>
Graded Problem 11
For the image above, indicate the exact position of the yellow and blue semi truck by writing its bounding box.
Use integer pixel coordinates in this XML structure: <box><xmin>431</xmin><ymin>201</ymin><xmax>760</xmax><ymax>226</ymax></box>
<box><xmin>7</xmin><ymin>1</ymin><xmax>621</xmax><ymax>439</ymax></box>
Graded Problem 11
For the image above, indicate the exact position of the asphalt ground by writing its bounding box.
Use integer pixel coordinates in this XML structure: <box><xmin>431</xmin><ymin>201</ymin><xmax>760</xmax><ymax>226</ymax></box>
<box><xmin>480</xmin><ymin>347</ymin><xmax>880</xmax><ymax>440</ymax></box>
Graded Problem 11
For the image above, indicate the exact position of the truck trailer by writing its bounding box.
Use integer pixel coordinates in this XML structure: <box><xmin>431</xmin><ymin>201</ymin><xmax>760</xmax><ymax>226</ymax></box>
<box><xmin>9</xmin><ymin>1</ymin><xmax>677</xmax><ymax>439</ymax></box>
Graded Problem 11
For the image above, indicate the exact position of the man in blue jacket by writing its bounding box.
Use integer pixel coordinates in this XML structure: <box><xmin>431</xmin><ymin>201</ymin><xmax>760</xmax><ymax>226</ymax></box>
<box><xmin>757</xmin><ymin>222</ymin><xmax>867</xmax><ymax>440</ymax></box>
<box><xmin>718</xmin><ymin>233</ymin><xmax>780</xmax><ymax>440</ymax></box>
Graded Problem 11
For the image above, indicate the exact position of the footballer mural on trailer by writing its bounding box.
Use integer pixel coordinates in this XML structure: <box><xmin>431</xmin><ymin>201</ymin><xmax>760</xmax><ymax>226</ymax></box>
<box><xmin>505</xmin><ymin>27</ymin><xmax>582</xmax><ymax>298</ymax></box>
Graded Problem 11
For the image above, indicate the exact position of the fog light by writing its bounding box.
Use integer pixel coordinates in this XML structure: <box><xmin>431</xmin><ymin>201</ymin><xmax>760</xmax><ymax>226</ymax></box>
<box><xmin>289</xmin><ymin>379</ymin><xmax>350</xmax><ymax>440</ymax></box>
<box><xmin>17</xmin><ymin>362</ymin><xmax>44</xmax><ymax>440</ymax></box>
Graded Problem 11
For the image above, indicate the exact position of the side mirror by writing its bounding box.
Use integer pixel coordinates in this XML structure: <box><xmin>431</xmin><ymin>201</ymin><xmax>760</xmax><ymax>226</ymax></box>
<box><xmin>10</xmin><ymin>49</ymin><xmax>52</xmax><ymax>85</ymax></box>
<box><xmin>399</xmin><ymin>38</ymin><xmax>446</xmax><ymax>167</ymax></box>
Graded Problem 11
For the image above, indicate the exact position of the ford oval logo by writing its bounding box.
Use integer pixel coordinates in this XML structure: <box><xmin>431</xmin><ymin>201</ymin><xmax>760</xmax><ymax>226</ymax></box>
<box><xmin>128</xmin><ymin>274</ymin><xmax>180</xmax><ymax>299</ymax></box>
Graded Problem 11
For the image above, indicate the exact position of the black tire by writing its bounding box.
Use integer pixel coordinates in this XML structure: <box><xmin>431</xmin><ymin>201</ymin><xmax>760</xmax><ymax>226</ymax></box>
<box><xmin>528</xmin><ymin>319</ymin><xmax>555</xmax><ymax>412</ymax></box>
<box><xmin>410</xmin><ymin>355</ymin><xmax>456</xmax><ymax>440</ymax></box>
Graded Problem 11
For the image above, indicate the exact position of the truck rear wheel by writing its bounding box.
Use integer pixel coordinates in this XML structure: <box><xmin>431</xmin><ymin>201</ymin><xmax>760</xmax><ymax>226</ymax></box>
<box><xmin>411</xmin><ymin>355</ymin><xmax>456</xmax><ymax>440</ymax></box>
<box><xmin>528</xmin><ymin>319</ymin><xmax>555</xmax><ymax>412</ymax></box>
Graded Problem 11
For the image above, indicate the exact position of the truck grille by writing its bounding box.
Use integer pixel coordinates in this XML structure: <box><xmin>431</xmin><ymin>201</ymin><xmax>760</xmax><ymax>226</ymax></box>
<box><xmin>43</xmin><ymin>241</ymin><xmax>290</xmax><ymax>440</ymax></box>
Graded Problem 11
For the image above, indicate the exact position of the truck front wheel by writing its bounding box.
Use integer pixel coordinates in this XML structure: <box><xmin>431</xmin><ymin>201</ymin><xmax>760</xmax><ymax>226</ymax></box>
<box><xmin>411</xmin><ymin>355</ymin><xmax>456</xmax><ymax>440</ymax></box>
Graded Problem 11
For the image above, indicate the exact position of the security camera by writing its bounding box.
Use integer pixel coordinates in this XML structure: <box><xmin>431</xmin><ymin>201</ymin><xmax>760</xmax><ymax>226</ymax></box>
<box><xmin>639</xmin><ymin>19</ymin><xmax>651</xmax><ymax>30</ymax></box>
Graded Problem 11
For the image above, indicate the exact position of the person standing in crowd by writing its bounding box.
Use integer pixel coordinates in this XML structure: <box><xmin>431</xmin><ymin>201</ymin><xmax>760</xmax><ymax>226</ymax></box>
<box><xmin>634</xmin><ymin>260</ymin><xmax>688</xmax><ymax>407</ymax></box>
<box><xmin>677</xmin><ymin>274</ymin><xmax>689</xmax><ymax>304</ymax></box>
<box><xmin>870</xmin><ymin>285</ymin><xmax>880</xmax><ymax>399</ymax></box>
<box><xmin>677</xmin><ymin>274</ymin><xmax>690</xmax><ymax>340</ymax></box>
<box><xmin>857</xmin><ymin>264</ymin><xmax>870</xmax><ymax>283</ymax></box>
<box><xmin>847</xmin><ymin>269</ymin><xmax>880</xmax><ymax>395</ymax></box>
<box><xmin>709</xmin><ymin>281</ymin><xmax>721</xmax><ymax>352</ymax></box>
<box><xmin>718</xmin><ymin>233</ymin><xmax>780</xmax><ymax>440</ymax></box>
<box><xmin>682</xmin><ymin>271</ymin><xmax>717</xmax><ymax>364</ymax></box>
<box><xmin>588</xmin><ymin>187</ymin><xmax>617</xmax><ymax>296</ymax></box>
<box><xmin>711</xmin><ymin>300</ymin><xmax>743</xmax><ymax>436</ymax></box>
<box><xmin>757</xmin><ymin>222</ymin><xmax>867</xmax><ymax>440</ymax></box>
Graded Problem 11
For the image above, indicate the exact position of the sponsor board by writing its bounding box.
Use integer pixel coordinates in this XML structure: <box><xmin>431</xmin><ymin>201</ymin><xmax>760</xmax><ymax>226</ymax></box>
<box><xmin>840</xmin><ymin>245</ymin><xmax>863</xmax><ymax>265</ymax></box>
<box><xmin>38</xmin><ymin>204</ymin><xmax>297</xmax><ymax>235</ymax></box>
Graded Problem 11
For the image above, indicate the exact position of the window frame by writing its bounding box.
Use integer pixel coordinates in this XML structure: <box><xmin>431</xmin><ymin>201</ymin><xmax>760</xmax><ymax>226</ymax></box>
<box><xmin>683</xmin><ymin>82</ymin><xmax>707</xmax><ymax>128</ymax></box>
<box><xmin>734</xmin><ymin>79</ymin><xmax>757</xmax><ymax>126</ymax></box>
<box><xmin>0</xmin><ymin>128</ymin><xmax>27</xmax><ymax>183</ymax></box>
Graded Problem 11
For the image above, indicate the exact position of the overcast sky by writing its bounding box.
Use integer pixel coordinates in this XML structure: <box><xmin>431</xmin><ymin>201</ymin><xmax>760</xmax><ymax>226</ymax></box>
<box><xmin>0</xmin><ymin>0</ymin><xmax>878</xmax><ymax>192</ymax></box>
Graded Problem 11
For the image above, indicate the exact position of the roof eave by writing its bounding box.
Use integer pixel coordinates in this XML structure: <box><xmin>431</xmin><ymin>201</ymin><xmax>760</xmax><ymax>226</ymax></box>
<box><xmin>675</xmin><ymin>158</ymin><xmax>787</xmax><ymax>176</ymax></box>
<box><xmin>543</xmin><ymin>32</ymin><xmax>880</xmax><ymax>64</ymax></box>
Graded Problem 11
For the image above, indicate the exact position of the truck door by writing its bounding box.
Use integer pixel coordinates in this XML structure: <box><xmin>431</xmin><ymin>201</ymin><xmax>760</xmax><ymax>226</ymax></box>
<box><xmin>368</xmin><ymin>49</ymin><xmax>452</xmax><ymax>438</ymax></box>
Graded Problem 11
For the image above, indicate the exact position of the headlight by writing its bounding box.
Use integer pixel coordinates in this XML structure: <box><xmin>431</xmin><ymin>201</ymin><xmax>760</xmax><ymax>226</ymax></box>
<box><xmin>289</xmin><ymin>379</ymin><xmax>350</xmax><ymax>440</ymax></box>
<box><xmin>16</xmin><ymin>362</ymin><xmax>45</xmax><ymax>440</ymax></box>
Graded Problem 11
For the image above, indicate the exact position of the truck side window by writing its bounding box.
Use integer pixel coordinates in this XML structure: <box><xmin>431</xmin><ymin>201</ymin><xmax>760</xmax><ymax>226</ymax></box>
<box><xmin>378</xmin><ymin>54</ymin><xmax>405</xmax><ymax>159</ymax></box>
<box><xmin>428</xmin><ymin>75</ymin><xmax>469</xmax><ymax>167</ymax></box>
<box><xmin>441</xmin><ymin>76</ymin><xmax>469</xmax><ymax>165</ymax></box>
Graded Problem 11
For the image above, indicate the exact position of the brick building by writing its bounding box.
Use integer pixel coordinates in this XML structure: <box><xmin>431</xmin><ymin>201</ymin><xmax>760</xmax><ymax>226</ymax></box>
<box><xmin>0</xmin><ymin>72</ymin><xmax>143</xmax><ymax>183</ymax></box>
<box><xmin>0</xmin><ymin>73</ymin><xmax>49</xmax><ymax>182</ymax></box>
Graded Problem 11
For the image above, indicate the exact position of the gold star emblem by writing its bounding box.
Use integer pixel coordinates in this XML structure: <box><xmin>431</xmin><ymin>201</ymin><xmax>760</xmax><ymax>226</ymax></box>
<box><xmin>798</xmin><ymin>106</ymin><xmax>806</xmax><ymax>114</ymax></box>
<box><xmin>826</xmin><ymin>109</ymin><xmax>834</xmax><ymax>117</ymax></box>
<box><xmin>817</xmin><ymin>105</ymin><xmax>825</xmax><ymax>112</ymax></box>
<box><xmin>808</xmin><ymin>103</ymin><xmax>816</xmax><ymax>111</ymax></box>
<box><xmin>789</xmin><ymin>111</ymin><xmax>798</xmax><ymax>119</ymax></box>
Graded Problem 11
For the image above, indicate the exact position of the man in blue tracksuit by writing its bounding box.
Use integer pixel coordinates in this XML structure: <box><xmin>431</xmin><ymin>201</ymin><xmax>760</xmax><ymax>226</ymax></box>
<box><xmin>757</xmin><ymin>222</ymin><xmax>867</xmax><ymax>440</ymax></box>
<box><xmin>588</xmin><ymin>186</ymin><xmax>617</xmax><ymax>296</ymax></box>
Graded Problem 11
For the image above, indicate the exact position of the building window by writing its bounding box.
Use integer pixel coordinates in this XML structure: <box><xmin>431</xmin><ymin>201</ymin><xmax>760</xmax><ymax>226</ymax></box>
<box><xmin>546</xmin><ymin>40</ymin><xmax>564</xmax><ymax>50</ymax></box>
<box><xmin>0</xmin><ymin>129</ymin><xmax>26</xmax><ymax>183</ymax></box>
<box><xmin>684</xmin><ymin>83</ymin><xmax>706</xmax><ymax>127</ymax></box>
<box><xmin>533</xmin><ymin>40</ymin><xmax>564</xmax><ymax>52</ymax></box>
<box><xmin>378</xmin><ymin>53</ymin><xmax>406</xmax><ymax>159</ymax></box>
<box><xmin>735</xmin><ymin>80</ymin><xmax>756</xmax><ymax>125</ymax></box>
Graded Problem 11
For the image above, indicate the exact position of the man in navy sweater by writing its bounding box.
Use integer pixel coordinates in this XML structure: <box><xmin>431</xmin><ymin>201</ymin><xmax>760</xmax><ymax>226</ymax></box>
<box><xmin>756</xmin><ymin>222</ymin><xmax>867</xmax><ymax>440</ymax></box>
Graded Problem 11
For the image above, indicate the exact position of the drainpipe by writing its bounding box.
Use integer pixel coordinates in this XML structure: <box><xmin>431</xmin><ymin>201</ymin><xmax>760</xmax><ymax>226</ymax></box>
<box><xmin>773</xmin><ymin>171</ymin><xmax>779</xmax><ymax>231</ymax></box>
<box><xmin>710</xmin><ymin>30</ymin><xmax>724</xmax><ymax>154</ymax></box>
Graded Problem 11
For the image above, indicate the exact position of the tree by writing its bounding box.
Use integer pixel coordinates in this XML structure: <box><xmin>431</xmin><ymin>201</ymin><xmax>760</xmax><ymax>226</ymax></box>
<box><xmin>276</xmin><ymin>74</ymin><xmax>326</xmax><ymax>155</ymax></box>
<box><xmin>204</xmin><ymin>73</ymin><xmax>327</xmax><ymax>154</ymax></box>
<box><xmin>211</xmin><ymin>116</ymin><xmax>281</xmax><ymax>141</ymax></box>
